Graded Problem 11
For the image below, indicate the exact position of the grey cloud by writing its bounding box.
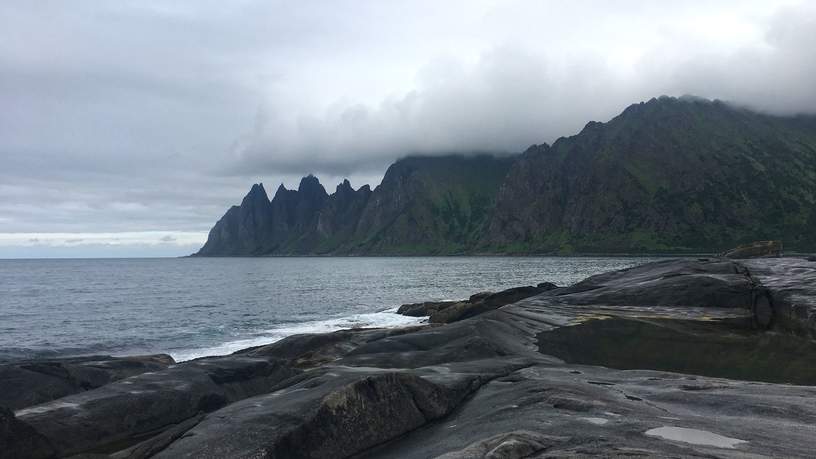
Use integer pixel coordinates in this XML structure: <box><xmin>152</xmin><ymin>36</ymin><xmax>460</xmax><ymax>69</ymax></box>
<box><xmin>660</xmin><ymin>6</ymin><xmax>816</xmax><ymax>114</ymax></box>
<box><xmin>1</xmin><ymin>0</ymin><xmax>814</xmax><ymax>246</ymax></box>
<box><xmin>232</xmin><ymin>3</ymin><xmax>816</xmax><ymax>177</ymax></box>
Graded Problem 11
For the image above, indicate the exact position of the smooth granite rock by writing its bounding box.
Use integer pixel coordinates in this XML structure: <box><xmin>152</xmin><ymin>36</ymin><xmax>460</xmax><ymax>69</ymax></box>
<box><xmin>398</xmin><ymin>282</ymin><xmax>559</xmax><ymax>324</ymax></box>
<box><xmin>0</xmin><ymin>354</ymin><xmax>174</xmax><ymax>411</ymax></box>
<box><xmin>5</xmin><ymin>258</ymin><xmax>816</xmax><ymax>458</ymax></box>
<box><xmin>0</xmin><ymin>407</ymin><xmax>55</xmax><ymax>459</ymax></box>
<box><xmin>743</xmin><ymin>257</ymin><xmax>816</xmax><ymax>336</ymax></box>
<box><xmin>15</xmin><ymin>356</ymin><xmax>297</xmax><ymax>456</ymax></box>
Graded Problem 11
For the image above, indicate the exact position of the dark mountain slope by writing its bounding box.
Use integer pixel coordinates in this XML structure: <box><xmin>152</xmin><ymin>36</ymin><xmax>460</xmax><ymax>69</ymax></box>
<box><xmin>195</xmin><ymin>183</ymin><xmax>274</xmax><ymax>256</ymax></box>
<box><xmin>485</xmin><ymin>96</ymin><xmax>816</xmax><ymax>253</ymax></box>
<box><xmin>194</xmin><ymin>155</ymin><xmax>514</xmax><ymax>255</ymax></box>
<box><xmin>346</xmin><ymin>155</ymin><xmax>516</xmax><ymax>254</ymax></box>
<box><xmin>195</xmin><ymin>96</ymin><xmax>816</xmax><ymax>256</ymax></box>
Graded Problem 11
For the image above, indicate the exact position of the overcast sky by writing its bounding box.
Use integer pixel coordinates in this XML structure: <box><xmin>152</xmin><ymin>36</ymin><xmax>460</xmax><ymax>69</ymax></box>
<box><xmin>2</xmin><ymin>0</ymin><xmax>815</xmax><ymax>257</ymax></box>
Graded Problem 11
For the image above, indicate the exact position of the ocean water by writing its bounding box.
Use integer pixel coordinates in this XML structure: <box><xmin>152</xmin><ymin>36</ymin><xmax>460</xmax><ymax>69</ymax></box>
<box><xmin>0</xmin><ymin>256</ymin><xmax>658</xmax><ymax>362</ymax></box>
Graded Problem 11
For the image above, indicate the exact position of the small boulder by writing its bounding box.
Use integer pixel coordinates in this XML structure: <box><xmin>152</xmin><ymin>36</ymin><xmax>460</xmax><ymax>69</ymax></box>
<box><xmin>480</xmin><ymin>286</ymin><xmax>544</xmax><ymax>308</ymax></box>
<box><xmin>430</xmin><ymin>285</ymin><xmax>558</xmax><ymax>324</ymax></box>
<box><xmin>397</xmin><ymin>301</ymin><xmax>458</xmax><ymax>317</ymax></box>
<box><xmin>537</xmin><ymin>282</ymin><xmax>558</xmax><ymax>291</ymax></box>
<box><xmin>399</xmin><ymin>283</ymin><xmax>560</xmax><ymax>324</ymax></box>
<box><xmin>429</xmin><ymin>302</ymin><xmax>476</xmax><ymax>324</ymax></box>
<box><xmin>468</xmin><ymin>292</ymin><xmax>494</xmax><ymax>303</ymax></box>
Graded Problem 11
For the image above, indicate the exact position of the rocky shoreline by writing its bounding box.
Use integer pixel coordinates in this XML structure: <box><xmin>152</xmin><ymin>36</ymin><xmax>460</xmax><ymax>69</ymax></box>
<box><xmin>3</xmin><ymin>257</ymin><xmax>816</xmax><ymax>458</ymax></box>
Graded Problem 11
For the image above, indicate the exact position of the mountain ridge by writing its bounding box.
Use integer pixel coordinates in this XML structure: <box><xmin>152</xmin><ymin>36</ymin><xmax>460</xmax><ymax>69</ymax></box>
<box><xmin>484</xmin><ymin>96</ymin><xmax>816</xmax><ymax>253</ymax></box>
<box><xmin>194</xmin><ymin>96</ymin><xmax>816</xmax><ymax>256</ymax></box>
<box><xmin>195</xmin><ymin>154</ymin><xmax>515</xmax><ymax>255</ymax></box>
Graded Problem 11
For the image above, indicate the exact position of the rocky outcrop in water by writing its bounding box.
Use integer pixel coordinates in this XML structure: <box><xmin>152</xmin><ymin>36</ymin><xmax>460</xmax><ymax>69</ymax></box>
<box><xmin>398</xmin><ymin>282</ymin><xmax>559</xmax><ymax>323</ymax></box>
<box><xmin>4</xmin><ymin>258</ymin><xmax>816</xmax><ymax>457</ymax></box>
<box><xmin>721</xmin><ymin>240</ymin><xmax>783</xmax><ymax>258</ymax></box>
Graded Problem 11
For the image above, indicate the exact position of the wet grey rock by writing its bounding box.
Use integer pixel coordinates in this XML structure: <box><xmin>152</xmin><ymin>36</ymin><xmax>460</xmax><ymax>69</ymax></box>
<box><xmin>0</xmin><ymin>407</ymin><xmax>55</xmax><ymax>459</ymax></box>
<box><xmin>15</xmin><ymin>356</ymin><xmax>297</xmax><ymax>456</ymax></box>
<box><xmin>369</xmin><ymin>364</ymin><xmax>816</xmax><ymax>458</ymax></box>
<box><xmin>236</xmin><ymin>326</ymin><xmax>429</xmax><ymax>368</ymax></box>
<box><xmin>0</xmin><ymin>354</ymin><xmax>174</xmax><ymax>410</ymax></box>
<box><xmin>743</xmin><ymin>258</ymin><xmax>816</xmax><ymax>336</ymax></box>
<box><xmin>536</xmin><ymin>281</ymin><xmax>558</xmax><ymax>290</ymax></box>
<box><xmin>397</xmin><ymin>300</ymin><xmax>459</xmax><ymax>317</ymax></box>
<box><xmin>549</xmin><ymin>258</ymin><xmax>758</xmax><ymax>308</ymax></box>
<box><xmin>153</xmin><ymin>359</ymin><xmax>531</xmax><ymax>458</ymax></box>
<box><xmin>398</xmin><ymin>283</ymin><xmax>560</xmax><ymax>323</ymax></box>
<box><xmin>436</xmin><ymin>430</ymin><xmax>564</xmax><ymax>459</ymax></box>
<box><xmin>109</xmin><ymin>413</ymin><xmax>205</xmax><ymax>459</ymax></box>
<box><xmin>5</xmin><ymin>258</ymin><xmax>816</xmax><ymax>458</ymax></box>
<box><xmin>536</xmin><ymin>316</ymin><xmax>816</xmax><ymax>384</ymax></box>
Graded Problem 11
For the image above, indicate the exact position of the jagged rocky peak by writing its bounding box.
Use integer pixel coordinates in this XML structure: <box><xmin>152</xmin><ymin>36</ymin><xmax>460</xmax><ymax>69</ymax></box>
<box><xmin>242</xmin><ymin>183</ymin><xmax>269</xmax><ymax>204</ymax></box>
<box><xmin>336</xmin><ymin>178</ymin><xmax>353</xmax><ymax>194</ymax></box>
<box><xmin>272</xmin><ymin>183</ymin><xmax>294</xmax><ymax>201</ymax></box>
<box><xmin>333</xmin><ymin>179</ymin><xmax>371</xmax><ymax>198</ymax></box>
<box><xmin>296</xmin><ymin>174</ymin><xmax>328</xmax><ymax>204</ymax></box>
<box><xmin>298</xmin><ymin>174</ymin><xmax>322</xmax><ymax>190</ymax></box>
<box><xmin>195</xmin><ymin>96</ymin><xmax>816</xmax><ymax>256</ymax></box>
<box><xmin>521</xmin><ymin>143</ymin><xmax>550</xmax><ymax>156</ymax></box>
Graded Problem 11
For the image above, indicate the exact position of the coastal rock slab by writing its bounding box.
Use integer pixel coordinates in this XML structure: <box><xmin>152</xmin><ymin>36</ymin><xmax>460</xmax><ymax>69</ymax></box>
<box><xmin>5</xmin><ymin>258</ymin><xmax>816</xmax><ymax>458</ymax></box>
<box><xmin>0</xmin><ymin>354</ymin><xmax>174</xmax><ymax>411</ymax></box>
<box><xmin>0</xmin><ymin>407</ymin><xmax>55</xmax><ymax>459</ymax></box>
<box><xmin>397</xmin><ymin>283</ymin><xmax>559</xmax><ymax>324</ymax></box>
<box><xmin>744</xmin><ymin>257</ymin><xmax>816</xmax><ymax>336</ymax></box>
<box><xmin>15</xmin><ymin>356</ymin><xmax>297</xmax><ymax>456</ymax></box>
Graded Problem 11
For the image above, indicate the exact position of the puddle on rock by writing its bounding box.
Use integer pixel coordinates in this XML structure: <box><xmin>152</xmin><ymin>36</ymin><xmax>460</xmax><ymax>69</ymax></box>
<box><xmin>581</xmin><ymin>417</ymin><xmax>609</xmax><ymax>425</ymax></box>
<box><xmin>645</xmin><ymin>426</ymin><xmax>747</xmax><ymax>449</ymax></box>
<box><xmin>537</xmin><ymin>317</ymin><xmax>816</xmax><ymax>385</ymax></box>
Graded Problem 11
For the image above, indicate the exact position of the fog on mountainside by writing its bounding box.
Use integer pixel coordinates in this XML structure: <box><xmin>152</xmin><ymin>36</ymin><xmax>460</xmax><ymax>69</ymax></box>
<box><xmin>196</xmin><ymin>96</ymin><xmax>816</xmax><ymax>256</ymax></box>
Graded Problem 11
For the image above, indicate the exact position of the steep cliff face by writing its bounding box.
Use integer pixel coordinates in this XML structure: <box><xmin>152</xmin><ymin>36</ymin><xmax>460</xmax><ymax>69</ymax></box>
<box><xmin>194</xmin><ymin>155</ymin><xmax>513</xmax><ymax>255</ymax></box>
<box><xmin>311</xmin><ymin>180</ymin><xmax>372</xmax><ymax>253</ymax></box>
<box><xmin>485</xmin><ymin>96</ymin><xmax>816</xmax><ymax>253</ymax></box>
<box><xmin>349</xmin><ymin>155</ymin><xmax>515</xmax><ymax>254</ymax></box>
<box><xmin>195</xmin><ymin>183</ymin><xmax>274</xmax><ymax>256</ymax></box>
<box><xmin>266</xmin><ymin>175</ymin><xmax>329</xmax><ymax>253</ymax></box>
<box><xmin>196</xmin><ymin>176</ymin><xmax>329</xmax><ymax>256</ymax></box>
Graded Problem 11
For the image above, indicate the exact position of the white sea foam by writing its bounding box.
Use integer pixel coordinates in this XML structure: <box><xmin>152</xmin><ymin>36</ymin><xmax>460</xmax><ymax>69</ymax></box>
<box><xmin>170</xmin><ymin>311</ymin><xmax>426</xmax><ymax>362</ymax></box>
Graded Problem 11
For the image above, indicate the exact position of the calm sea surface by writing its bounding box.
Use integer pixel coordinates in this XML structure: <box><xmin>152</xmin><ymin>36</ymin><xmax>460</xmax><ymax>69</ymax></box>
<box><xmin>0</xmin><ymin>257</ymin><xmax>659</xmax><ymax>362</ymax></box>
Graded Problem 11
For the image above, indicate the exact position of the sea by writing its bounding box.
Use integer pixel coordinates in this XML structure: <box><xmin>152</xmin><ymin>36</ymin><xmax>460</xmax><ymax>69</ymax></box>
<box><xmin>0</xmin><ymin>256</ymin><xmax>659</xmax><ymax>363</ymax></box>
